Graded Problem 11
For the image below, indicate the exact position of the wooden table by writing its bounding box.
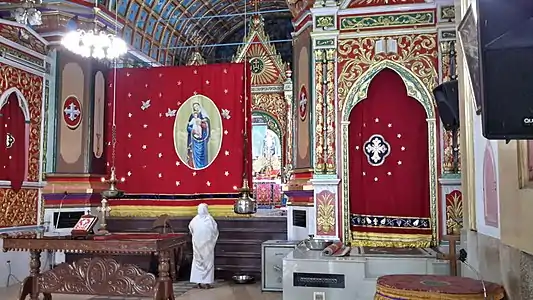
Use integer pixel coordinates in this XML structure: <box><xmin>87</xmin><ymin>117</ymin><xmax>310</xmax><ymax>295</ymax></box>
<box><xmin>2</xmin><ymin>233</ymin><xmax>187</xmax><ymax>300</ymax></box>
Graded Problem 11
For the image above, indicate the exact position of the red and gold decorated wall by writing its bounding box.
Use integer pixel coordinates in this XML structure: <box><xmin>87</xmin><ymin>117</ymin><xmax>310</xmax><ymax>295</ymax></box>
<box><xmin>0</xmin><ymin>62</ymin><xmax>44</xmax><ymax>227</ymax></box>
<box><xmin>338</xmin><ymin>33</ymin><xmax>439</xmax><ymax>112</ymax></box>
<box><xmin>347</xmin><ymin>0</ymin><xmax>428</xmax><ymax>8</ymax></box>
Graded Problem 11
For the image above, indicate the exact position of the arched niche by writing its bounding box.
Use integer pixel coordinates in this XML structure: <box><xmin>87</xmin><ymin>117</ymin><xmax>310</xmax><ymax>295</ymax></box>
<box><xmin>340</xmin><ymin>60</ymin><xmax>438</xmax><ymax>245</ymax></box>
<box><xmin>251</xmin><ymin>110</ymin><xmax>283</xmax><ymax>180</ymax></box>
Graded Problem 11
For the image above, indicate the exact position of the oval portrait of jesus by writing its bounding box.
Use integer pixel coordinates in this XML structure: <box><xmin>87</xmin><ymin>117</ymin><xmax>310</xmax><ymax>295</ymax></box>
<box><xmin>174</xmin><ymin>95</ymin><xmax>223</xmax><ymax>170</ymax></box>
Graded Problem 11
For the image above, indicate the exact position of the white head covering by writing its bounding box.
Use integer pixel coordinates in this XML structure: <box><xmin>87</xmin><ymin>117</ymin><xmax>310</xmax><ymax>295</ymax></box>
<box><xmin>192</xmin><ymin>101</ymin><xmax>209</xmax><ymax>119</ymax></box>
<box><xmin>189</xmin><ymin>203</ymin><xmax>218</xmax><ymax>236</ymax></box>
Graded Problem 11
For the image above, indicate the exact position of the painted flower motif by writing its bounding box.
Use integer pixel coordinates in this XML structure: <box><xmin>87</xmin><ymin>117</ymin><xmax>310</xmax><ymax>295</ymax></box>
<box><xmin>221</xmin><ymin>109</ymin><xmax>231</xmax><ymax>120</ymax></box>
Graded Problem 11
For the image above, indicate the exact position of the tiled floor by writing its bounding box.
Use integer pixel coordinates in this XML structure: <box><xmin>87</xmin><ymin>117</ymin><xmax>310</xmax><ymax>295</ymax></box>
<box><xmin>1</xmin><ymin>281</ymin><xmax>282</xmax><ymax>300</ymax></box>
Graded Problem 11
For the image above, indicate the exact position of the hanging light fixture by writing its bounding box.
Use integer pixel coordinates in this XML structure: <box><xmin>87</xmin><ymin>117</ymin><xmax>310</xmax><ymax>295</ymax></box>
<box><xmin>61</xmin><ymin>4</ymin><xmax>127</xmax><ymax>60</ymax></box>
<box><xmin>234</xmin><ymin>1</ymin><xmax>257</xmax><ymax>215</ymax></box>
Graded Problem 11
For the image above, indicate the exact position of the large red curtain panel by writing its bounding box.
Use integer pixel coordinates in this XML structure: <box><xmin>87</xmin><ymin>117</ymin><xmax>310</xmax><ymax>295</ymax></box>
<box><xmin>106</xmin><ymin>63</ymin><xmax>252</xmax><ymax>196</ymax></box>
<box><xmin>0</xmin><ymin>92</ymin><xmax>26</xmax><ymax>192</ymax></box>
<box><xmin>349</xmin><ymin>69</ymin><xmax>431</xmax><ymax>238</ymax></box>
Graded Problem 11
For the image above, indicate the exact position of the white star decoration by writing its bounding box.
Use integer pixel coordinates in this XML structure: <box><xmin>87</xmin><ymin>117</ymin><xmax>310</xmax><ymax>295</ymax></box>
<box><xmin>128</xmin><ymin>93</ymin><xmax>132</xmax><ymax>98</ymax></box>
<box><xmin>177</xmin><ymin>81</ymin><xmax>182</xmax><ymax>85</ymax></box>
<box><xmin>165</xmin><ymin>108</ymin><xmax>177</xmax><ymax>117</ymax></box>
<box><xmin>142</xmin><ymin>145</ymin><xmax>147</xmax><ymax>149</ymax></box>
<box><xmin>375</xmin><ymin>118</ymin><xmax>379</xmax><ymax>123</ymax></box>
<box><xmin>374</xmin><ymin>177</ymin><xmax>378</xmax><ymax>181</ymax></box>
<box><xmin>207</xmin><ymin>181</ymin><xmax>211</xmax><ymax>186</ymax></box>
<box><xmin>175</xmin><ymin>161</ymin><xmax>180</xmax><ymax>166</ymax></box>
<box><xmin>141</xmin><ymin>100</ymin><xmax>151</xmax><ymax>110</ymax></box>
<box><xmin>225</xmin><ymin>151</ymin><xmax>230</xmax><ymax>156</ymax></box>
<box><xmin>387</xmin><ymin>172</ymin><xmax>392</xmax><ymax>176</ymax></box>
<box><xmin>158</xmin><ymin>173</ymin><xmax>162</xmax><ymax>178</ymax></box>
<box><xmin>158</xmin><ymin>133</ymin><xmax>163</xmax><ymax>137</ymax></box>
<box><xmin>128</xmin><ymin>113</ymin><xmax>132</xmax><ymax>118</ymax></box>
<box><xmin>127</xmin><ymin>171</ymin><xmax>132</xmax><ymax>176</ymax></box>
<box><xmin>225</xmin><ymin>171</ymin><xmax>229</xmax><ymax>176</ymax></box>
<box><xmin>355</xmin><ymin>146</ymin><xmax>360</xmax><ymax>150</ymax></box>
<box><xmin>128</xmin><ymin>133</ymin><xmax>132</xmax><ymax>138</ymax></box>
<box><xmin>127</xmin><ymin>153</ymin><xmax>131</xmax><ymax>158</ymax></box>
<box><xmin>175</xmin><ymin>181</ymin><xmax>180</xmax><ymax>186</ymax></box>
<box><xmin>143</xmin><ymin>124</ymin><xmax>148</xmax><ymax>128</ymax></box>
<box><xmin>158</xmin><ymin>153</ymin><xmax>162</xmax><ymax>158</ymax></box>
<box><xmin>205</xmin><ymin>80</ymin><xmax>210</xmax><ymax>85</ymax></box>
<box><xmin>397</xmin><ymin>161</ymin><xmax>402</xmax><ymax>165</ymax></box>
<box><xmin>388</xmin><ymin>123</ymin><xmax>392</xmax><ymax>128</ymax></box>
<box><xmin>397</xmin><ymin>134</ymin><xmax>402</xmax><ymax>138</ymax></box>
<box><xmin>401</xmin><ymin>146</ymin><xmax>405</xmax><ymax>151</ymax></box>
<box><xmin>224</xmin><ymin>130</ymin><xmax>228</xmax><ymax>135</ymax></box>
<box><xmin>192</xmin><ymin>172</ymin><xmax>197</xmax><ymax>176</ymax></box>
<box><xmin>224</xmin><ymin>89</ymin><xmax>228</xmax><ymax>94</ymax></box>
<box><xmin>221</xmin><ymin>109</ymin><xmax>231</xmax><ymax>120</ymax></box>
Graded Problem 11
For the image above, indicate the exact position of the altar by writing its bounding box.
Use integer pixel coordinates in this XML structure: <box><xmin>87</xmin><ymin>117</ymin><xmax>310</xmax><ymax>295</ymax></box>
<box><xmin>2</xmin><ymin>233</ymin><xmax>187</xmax><ymax>300</ymax></box>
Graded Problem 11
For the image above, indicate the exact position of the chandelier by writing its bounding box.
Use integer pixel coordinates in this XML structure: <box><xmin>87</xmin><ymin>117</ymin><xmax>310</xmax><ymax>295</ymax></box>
<box><xmin>61</xmin><ymin>29</ymin><xmax>127</xmax><ymax>60</ymax></box>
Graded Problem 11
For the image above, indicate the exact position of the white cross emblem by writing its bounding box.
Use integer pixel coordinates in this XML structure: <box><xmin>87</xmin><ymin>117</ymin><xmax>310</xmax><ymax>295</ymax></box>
<box><xmin>64</xmin><ymin>102</ymin><xmax>81</xmax><ymax>121</ymax></box>
<box><xmin>5</xmin><ymin>133</ymin><xmax>14</xmax><ymax>148</ymax></box>
<box><xmin>363</xmin><ymin>134</ymin><xmax>391</xmax><ymax>167</ymax></box>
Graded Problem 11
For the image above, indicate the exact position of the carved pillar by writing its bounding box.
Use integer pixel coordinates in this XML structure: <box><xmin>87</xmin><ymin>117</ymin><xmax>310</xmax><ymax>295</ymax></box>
<box><xmin>313</xmin><ymin>49</ymin><xmax>326</xmax><ymax>174</ymax></box>
<box><xmin>310</xmin><ymin>5</ymin><xmax>341</xmax><ymax>239</ymax></box>
<box><xmin>325</xmin><ymin>48</ymin><xmax>336</xmax><ymax>174</ymax></box>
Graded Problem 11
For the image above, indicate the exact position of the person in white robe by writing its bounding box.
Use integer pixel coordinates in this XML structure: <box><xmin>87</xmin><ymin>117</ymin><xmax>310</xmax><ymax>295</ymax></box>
<box><xmin>188</xmin><ymin>203</ymin><xmax>219</xmax><ymax>288</ymax></box>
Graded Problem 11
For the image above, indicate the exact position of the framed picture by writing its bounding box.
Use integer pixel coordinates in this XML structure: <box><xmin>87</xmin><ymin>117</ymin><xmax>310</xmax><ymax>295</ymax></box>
<box><xmin>458</xmin><ymin>5</ymin><xmax>482</xmax><ymax>115</ymax></box>
<box><xmin>71</xmin><ymin>214</ymin><xmax>98</xmax><ymax>236</ymax></box>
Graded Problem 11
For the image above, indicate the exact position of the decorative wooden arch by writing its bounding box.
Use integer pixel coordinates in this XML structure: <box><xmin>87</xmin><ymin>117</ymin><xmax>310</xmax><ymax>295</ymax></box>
<box><xmin>340</xmin><ymin>60</ymin><xmax>439</xmax><ymax>245</ymax></box>
<box><xmin>0</xmin><ymin>87</ymin><xmax>31</xmax><ymax>121</ymax></box>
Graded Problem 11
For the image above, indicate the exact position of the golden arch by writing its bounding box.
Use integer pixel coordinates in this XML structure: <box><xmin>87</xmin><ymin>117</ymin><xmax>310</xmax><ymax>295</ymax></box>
<box><xmin>340</xmin><ymin>60</ymin><xmax>438</xmax><ymax>246</ymax></box>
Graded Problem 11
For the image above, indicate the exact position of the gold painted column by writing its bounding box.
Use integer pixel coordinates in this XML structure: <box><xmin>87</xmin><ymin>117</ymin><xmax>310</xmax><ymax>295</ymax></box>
<box><xmin>313</xmin><ymin>49</ymin><xmax>326</xmax><ymax>174</ymax></box>
<box><xmin>310</xmin><ymin>5</ymin><xmax>341</xmax><ymax>239</ymax></box>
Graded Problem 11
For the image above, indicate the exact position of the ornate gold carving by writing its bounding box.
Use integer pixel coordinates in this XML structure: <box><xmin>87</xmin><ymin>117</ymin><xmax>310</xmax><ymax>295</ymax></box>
<box><xmin>325</xmin><ymin>49</ymin><xmax>336</xmax><ymax>174</ymax></box>
<box><xmin>339</xmin><ymin>12</ymin><xmax>435</xmax><ymax>31</ymax></box>
<box><xmin>340</xmin><ymin>60</ymin><xmax>438</xmax><ymax>246</ymax></box>
<box><xmin>252</xmin><ymin>93</ymin><xmax>287</xmax><ymax>131</ymax></box>
<box><xmin>316</xmin><ymin>16</ymin><xmax>335</xmax><ymax>29</ymax></box>
<box><xmin>314</xmin><ymin>50</ymin><xmax>326</xmax><ymax>174</ymax></box>
<box><xmin>445</xmin><ymin>191</ymin><xmax>463</xmax><ymax>235</ymax></box>
<box><xmin>234</xmin><ymin>16</ymin><xmax>286</xmax><ymax>85</ymax></box>
<box><xmin>39</xmin><ymin>257</ymin><xmax>157</xmax><ymax>296</ymax></box>
<box><xmin>442</xmin><ymin>129</ymin><xmax>461</xmax><ymax>173</ymax></box>
<box><xmin>338</xmin><ymin>34</ymin><xmax>438</xmax><ymax>111</ymax></box>
<box><xmin>0</xmin><ymin>188</ymin><xmax>38</xmax><ymax>227</ymax></box>
<box><xmin>316</xmin><ymin>190</ymin><xmax>336</xmax><ymax>236</ymax></box>
<box><xmin>440</xmin><ymin>5</ymin><xmax>456</xmax><ymax>22</ymax></box>
<box><xmin>350</xmin><ymin>0</ymin><xmax>425</xmax><ymax>6</ymax></box>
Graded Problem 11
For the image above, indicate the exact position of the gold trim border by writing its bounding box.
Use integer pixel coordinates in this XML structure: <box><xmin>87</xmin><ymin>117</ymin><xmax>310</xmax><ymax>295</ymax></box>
<box><xmin>341</xmin><ymin>60</ymin><xmax>438</xmax><ymax>246</ymax></box>
<box><xmin>109</xmin><ymin>205</ymin><xmax>247</xmax><ymax>218</ymax></box>
<box><xmin>351</xmin><ymin>231</ymin><xmax>432</xmax><ymax>248</ymax></box>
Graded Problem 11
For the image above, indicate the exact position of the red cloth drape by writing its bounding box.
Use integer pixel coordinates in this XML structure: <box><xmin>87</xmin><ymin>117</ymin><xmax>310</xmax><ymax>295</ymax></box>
<box><xmin>1</xmin><ymin>93</ymin><xmax>26</xmax><ymax>191</ymax></box>
<box><xmin>349</xmin><ymin>69</ymin><xmax>430</xmax><ymax>236</ymax></box>
<box><xmin>106</xmin><ymin>63</ymin><xmax>251</xmax><ymax>195</ymax></box>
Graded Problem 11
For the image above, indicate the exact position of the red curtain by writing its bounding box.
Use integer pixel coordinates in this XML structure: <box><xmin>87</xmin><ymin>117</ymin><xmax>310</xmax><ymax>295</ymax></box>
<box><xmin>0</xmin><ymin>93</ymin><xmax>26</xmax><ymax>192</ymax></box>
<box><xmin>106</xmin><ymin>63</ymin><xmax>251</xmax><ymax>195</ymax></box>
<box><xmin>349</xmin><ymin>69</ymin><xmax>430</xmax><ymax>237</ymax></box>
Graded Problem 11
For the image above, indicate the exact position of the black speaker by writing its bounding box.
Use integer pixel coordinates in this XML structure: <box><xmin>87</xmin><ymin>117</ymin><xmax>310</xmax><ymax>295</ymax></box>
<box><xmin>433</xmin><ymin>80</ymin><xmax>459</xmax><ymax>131</ymax></box>
<box><xmin>478</xmin><ymin>0</ymin><xmax>533</xmax><ymax>139</ymax></box>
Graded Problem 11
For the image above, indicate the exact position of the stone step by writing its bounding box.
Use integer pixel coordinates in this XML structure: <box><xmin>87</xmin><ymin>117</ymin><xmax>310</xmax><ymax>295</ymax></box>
<box><xmin>216</xmin><ymin>239</ymin><xmax>263</xmax><ymax>253</ymax></box>
<box><xmin>215</xmin><ymin>251</ymin><xmax>261</xmax><ymax>267</ymax></box>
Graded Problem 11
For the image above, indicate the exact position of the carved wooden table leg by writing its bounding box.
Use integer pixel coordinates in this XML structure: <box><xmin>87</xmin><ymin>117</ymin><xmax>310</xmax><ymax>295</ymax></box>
<box><xmin>154</xmin><ymin>250</ymin><xmax>174</xmax><ymax>300</ymax></box>
<box><xmin>20</xmin><ymin>250</ymin><xmax>42</xmax><ymax>300</ymax></box>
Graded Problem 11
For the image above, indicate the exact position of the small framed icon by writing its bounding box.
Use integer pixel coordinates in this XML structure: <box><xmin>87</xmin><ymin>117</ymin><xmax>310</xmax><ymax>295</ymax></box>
<box><xmin>71</xmin><ymin>214</ymin><xmax>98</xmax><ymax>236</ymax></box>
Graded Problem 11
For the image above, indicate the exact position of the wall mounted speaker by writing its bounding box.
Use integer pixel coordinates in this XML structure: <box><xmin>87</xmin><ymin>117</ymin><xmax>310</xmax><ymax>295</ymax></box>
<box><xmin>433</xmin><ymin>80</ymin><xmax>459</xmax><ymax>131</ymax></box>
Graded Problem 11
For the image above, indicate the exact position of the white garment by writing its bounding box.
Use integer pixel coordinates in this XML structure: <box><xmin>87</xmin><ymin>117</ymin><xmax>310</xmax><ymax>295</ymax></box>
<box><xmin>189</xmin><ymin>203</ymin><xmax>219</xmax><ymax>284</ymax></box>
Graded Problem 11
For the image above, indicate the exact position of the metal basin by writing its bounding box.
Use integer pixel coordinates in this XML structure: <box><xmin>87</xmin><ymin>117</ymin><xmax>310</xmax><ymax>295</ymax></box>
<box><xmin>303</xmin><ymin>239</ymin><xmax>333</xmax><ymax>251</ymax></box>
<box><xmin>232</xmin><ymin>274</ymin><xmax>255</xmax><ymax>284</ymax></box>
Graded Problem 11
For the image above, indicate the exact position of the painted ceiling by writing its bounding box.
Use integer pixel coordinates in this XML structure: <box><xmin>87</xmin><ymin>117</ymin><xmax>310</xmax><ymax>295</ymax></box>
<box><xmin>107</xmin><ymin>0</ymin><xmax>290</xmax><ymax>65</ymax></box>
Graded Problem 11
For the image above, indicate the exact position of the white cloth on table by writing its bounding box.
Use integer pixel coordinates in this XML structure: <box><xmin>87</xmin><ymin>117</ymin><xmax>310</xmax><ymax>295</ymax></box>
<box><xmin>188</xmin><ymin>203</ymin><xmax>219</xmax><ymax>284</ymax></box>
